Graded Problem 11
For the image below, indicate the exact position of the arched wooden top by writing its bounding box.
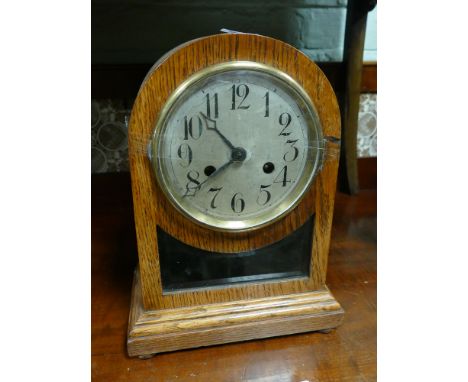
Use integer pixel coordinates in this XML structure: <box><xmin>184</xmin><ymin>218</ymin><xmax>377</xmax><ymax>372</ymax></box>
<box><xmin>128</xmin><ymin>33</ymin><xmax>340</xmax><ymax>253</ymax></box>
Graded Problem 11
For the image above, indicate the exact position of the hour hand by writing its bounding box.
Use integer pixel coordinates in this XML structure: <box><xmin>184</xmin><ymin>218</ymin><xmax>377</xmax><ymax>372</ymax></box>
<box><xmin>199</xmin><ymin>112</ymin><xmax>235</xmax><ymax>150</ymax></box>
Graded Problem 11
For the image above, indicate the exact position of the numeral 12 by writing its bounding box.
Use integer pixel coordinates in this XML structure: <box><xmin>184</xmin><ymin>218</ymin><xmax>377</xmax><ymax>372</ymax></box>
<box><xmin>231</xmin><ymin>84</ymin><xmax>250</xmax><ymax>110</ymax></box>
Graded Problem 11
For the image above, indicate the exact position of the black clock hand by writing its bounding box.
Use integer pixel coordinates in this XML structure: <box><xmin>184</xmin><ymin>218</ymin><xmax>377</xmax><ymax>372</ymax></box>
<box><xmin>191</xmin><ymin>113</ymin><xmax>247</xmax><ymax>196</ymax></box>
<box><xmin>199</xmin><ymin>112</ymin><xmax>247</xmax><ymax>163</ymax></box>
<box><xmin>199</xmin><ymin>112</ymin><xmax>235</xmax><ymax>150</ymax></box>
<box><xmin>196</xmin><ymin>159</ymin><xmax>234</xmax><ymax>190</ymax></box>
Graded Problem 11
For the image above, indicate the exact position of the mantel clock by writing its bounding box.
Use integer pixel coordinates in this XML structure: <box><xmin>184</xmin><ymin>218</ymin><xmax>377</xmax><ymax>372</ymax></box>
<box><xmin>127</xmin><ymin>33</ymin><xmax>344</xmax><ymax>357</ymax></box>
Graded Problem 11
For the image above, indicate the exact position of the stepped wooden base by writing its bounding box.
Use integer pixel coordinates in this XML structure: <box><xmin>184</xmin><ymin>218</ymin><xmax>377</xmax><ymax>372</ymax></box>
<box><xmin>127</xmin><ymin>269</ymin><xmax>344</xmax><ymax>357</ymax></box>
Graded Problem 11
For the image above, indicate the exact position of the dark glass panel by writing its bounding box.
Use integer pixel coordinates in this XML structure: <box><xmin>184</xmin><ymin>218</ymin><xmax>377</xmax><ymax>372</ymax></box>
<box><xmin>158</xmin><ymin>216</ymin><xmax>314</xmax><ymax>292</ymax></box>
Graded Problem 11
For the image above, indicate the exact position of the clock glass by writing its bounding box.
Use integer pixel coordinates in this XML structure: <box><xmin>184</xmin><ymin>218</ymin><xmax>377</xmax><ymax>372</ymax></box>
<box><xmin>151</xmin><ymin>61</ymin><xmax>323</xmax><ymax>231</ymax></box>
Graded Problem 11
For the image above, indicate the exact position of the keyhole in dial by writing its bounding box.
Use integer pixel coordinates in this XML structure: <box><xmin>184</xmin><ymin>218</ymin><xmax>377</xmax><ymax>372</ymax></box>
<box><xmin>263</xmin><ymin>162</ymin><xmax>275</xmax><ymax>174</ymax></box>
<box><xmin>204</xmin><ymin>165</ymin><xmax>216</xmax><ymax>176</ymax></box>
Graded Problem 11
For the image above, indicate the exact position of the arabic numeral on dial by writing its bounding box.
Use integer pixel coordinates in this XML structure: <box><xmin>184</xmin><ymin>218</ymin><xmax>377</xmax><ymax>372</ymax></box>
<box><xmin>273</xmin><ymin>166</ymin><xmax>291</xmax><ymax>187</ymax></box>
<box><xmin>279</xmin><ymin>112</ymin><xmax>292</xmax><ymax>136</ymax></box>
<box><xmin>184</xmin><ymin>116</ymin><xmax>203</xmax><ymax>140</ymax></box>
<box><xmin>231</xmin><ymin>84</ymin><xmax>250</xmax><ymax>110</ymax></box>
<box><xmin>231</xmin><ymin>192</ymin><xmax>245</xmax><ymax>213</ymax></box>
<box><xmin>183</xmin><ymin>170</ymin><xmax>200</xmax><ymax>197</ymax></box>
<box><xmin>256</xmin><ymin>184</ymin><xmax>271</xmax><ymax>206</ymax></box>
<box><xmin>208</xmin><ymin>187</ymin><xmax>223</xmax><ymax>209</ymax></box>
<box><xmin>263</xmin><ymin>91</ymin><xmax>269</xmax><ymax>117</ymax></box>
<box><xmin>283</xmin><ymin>139</ymin><xmax>299</xmax><ymax>162</ymax></box>
<box><xmin>177</xmin><ymin>143</ymin><xmax>193</xmax><ymax>167</ymax></box>
<box><xmin>206</xmin><ymin>92</ymin><xmax>218</xmax><ymax>119</ymax></box>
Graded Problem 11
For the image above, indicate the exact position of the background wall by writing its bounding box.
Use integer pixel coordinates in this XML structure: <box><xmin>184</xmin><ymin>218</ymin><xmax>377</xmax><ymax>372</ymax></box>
<box><xmin>92</xmin><ymin>0</ymin><xmax>349</xmax><ymax>64</ymax></box>
<box><xmin>92</xmin><ymin>1</ymin><xmax>376</xmax><ymax>64</ymax></box>
<box><xmin>364</xmin><ymin>6</ymin><xmax>377</xmax><ymax>62</ymax></box>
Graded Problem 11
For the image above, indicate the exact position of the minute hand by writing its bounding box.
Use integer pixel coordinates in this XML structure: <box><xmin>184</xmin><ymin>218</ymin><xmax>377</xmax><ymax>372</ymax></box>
<box><xmin>199</xmin><ymin>112</ymin><xmax>235</xmax><ymax>150</ymax></box>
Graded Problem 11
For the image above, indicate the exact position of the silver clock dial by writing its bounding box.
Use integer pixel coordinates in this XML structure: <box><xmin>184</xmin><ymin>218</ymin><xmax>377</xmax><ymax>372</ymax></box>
<box><xmin>151</xmin><ymin>62</ymin><xmax>323</xmax><ymax>231</ymax></box>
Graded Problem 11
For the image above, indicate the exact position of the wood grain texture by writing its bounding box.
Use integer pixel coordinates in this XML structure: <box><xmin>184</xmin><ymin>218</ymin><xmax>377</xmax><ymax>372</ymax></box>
<box><xmin>127</xmin><ymin>33</ymin><xmax>341</xmax><ymax>311</ymax></box>
<box><xmin>127</xmin><ymin>267</ymin><xmax>344</xmax><ymax>356</ymax></box>
<box><xmin>91</xmin><ymin>173</ymin><xmax>376</xmax><ymax>381</ymax></box>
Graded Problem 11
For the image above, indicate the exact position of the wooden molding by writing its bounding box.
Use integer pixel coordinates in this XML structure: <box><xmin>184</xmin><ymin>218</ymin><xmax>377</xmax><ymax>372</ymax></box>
<box><xmin>127</xmin><ymin>268</ymin><xmax>344</xmax><ymax>356</ymax></box>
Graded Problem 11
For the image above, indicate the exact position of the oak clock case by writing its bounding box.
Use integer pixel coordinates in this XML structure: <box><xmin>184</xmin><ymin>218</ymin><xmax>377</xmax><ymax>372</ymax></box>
<box><xmin>127</xmin><ymin>33</ymin><xmax>343</xmax><ymax>357</ymax></box>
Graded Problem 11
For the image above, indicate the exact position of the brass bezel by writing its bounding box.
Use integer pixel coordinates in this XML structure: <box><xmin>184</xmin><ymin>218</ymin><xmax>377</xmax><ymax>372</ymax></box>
<box><xmin>150</xmin><ymin>61</ymin><xmax>323</xmax><ymax>232</ymax></box>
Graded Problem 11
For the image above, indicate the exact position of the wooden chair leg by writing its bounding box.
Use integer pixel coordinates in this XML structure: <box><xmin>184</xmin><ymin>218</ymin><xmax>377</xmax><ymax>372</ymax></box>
<box><xmin>339</xmin><ymin>0</ymin><xmax>376</xmax><ymax>194</ymax></box>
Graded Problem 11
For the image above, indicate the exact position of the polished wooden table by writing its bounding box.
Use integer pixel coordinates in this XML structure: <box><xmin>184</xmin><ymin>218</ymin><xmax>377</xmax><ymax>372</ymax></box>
<box><xmin>92</xmin><ymin>173</ymin><xmax>376</xmax><ymax>381</ymax></box>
